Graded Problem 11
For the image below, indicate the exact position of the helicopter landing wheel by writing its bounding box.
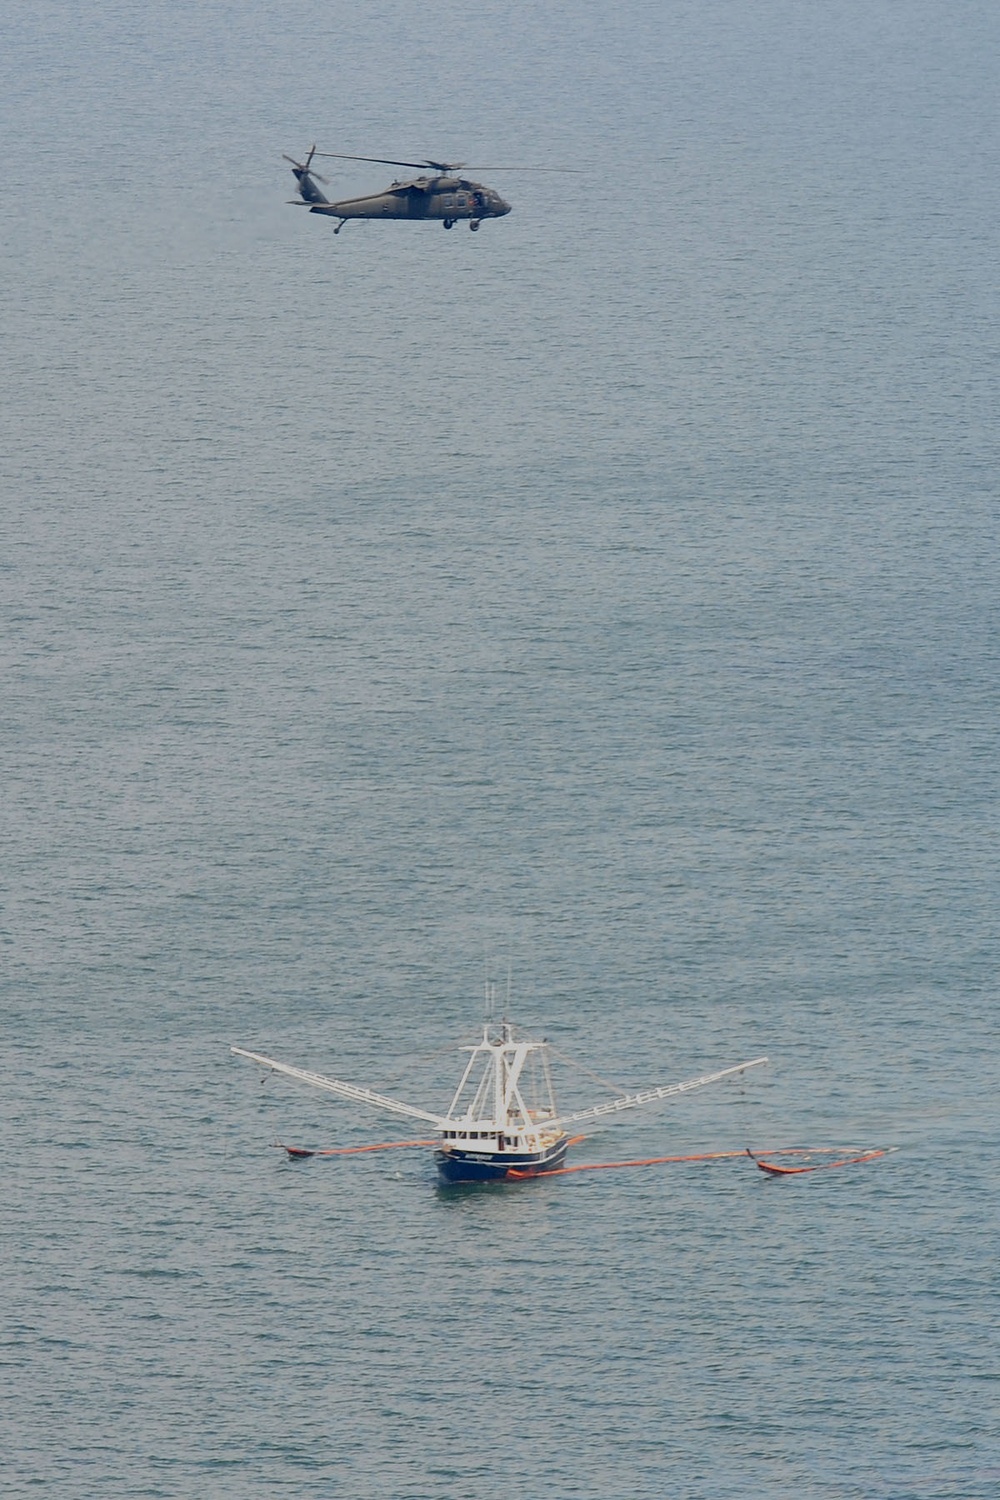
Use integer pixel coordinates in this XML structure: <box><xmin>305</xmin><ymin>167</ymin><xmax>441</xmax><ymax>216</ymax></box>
<box><xmin>469</xmin><ymin>220</ymin><xmax>481</xmax><ymax>231</ymax></box>
<box><xmin>443</xmin><ymin>218</ymin><xmax>454</xmax><ymax>229</ymax></box>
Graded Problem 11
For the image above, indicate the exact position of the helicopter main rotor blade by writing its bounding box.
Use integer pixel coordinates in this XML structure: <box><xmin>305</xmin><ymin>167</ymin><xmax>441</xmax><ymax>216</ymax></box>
<box><xmin>459</xmin><ymin>165</ymin><xmax>586</xmax><ymax>174</ymax></box>
<box><xmin>314</xmin><ymin>153</ymin><xmax>582</xmax><ymax>175</ymax></box>
<box><xmin>314</xmin><ymin>151</ymin><xmax>451</xmax><ymax>171</ymax></box>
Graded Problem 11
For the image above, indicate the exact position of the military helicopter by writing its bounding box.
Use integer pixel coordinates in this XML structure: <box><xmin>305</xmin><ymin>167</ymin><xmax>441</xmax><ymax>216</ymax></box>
<box><xmin>283</xmin><ymin>145</ymin><xmax>513</xmax><ymax>233</ymax></box>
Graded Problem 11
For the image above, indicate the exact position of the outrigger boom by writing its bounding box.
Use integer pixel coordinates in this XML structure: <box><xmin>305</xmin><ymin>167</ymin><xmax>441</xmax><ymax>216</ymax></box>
<box><xmin>232</xmin><ymin>1025</ymin><xmax>768</xmax><ymax>1185</ymax></box>
<box><xmin>544</xmin><ymin>1058</ymin><xmax>770</xmax><ymax>1131</ymax></box>
<box><xmin>229</xmin><ymin>1047</ymin><xmax>448</xmax><ymax>1128</ymax></box>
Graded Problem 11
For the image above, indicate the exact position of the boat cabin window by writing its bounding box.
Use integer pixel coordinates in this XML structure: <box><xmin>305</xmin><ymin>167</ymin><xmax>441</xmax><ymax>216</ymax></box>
<box><xmin>442</xmin><ymin>1129</ymin><xmax>507</xmax><ymax>1141</ymax></box>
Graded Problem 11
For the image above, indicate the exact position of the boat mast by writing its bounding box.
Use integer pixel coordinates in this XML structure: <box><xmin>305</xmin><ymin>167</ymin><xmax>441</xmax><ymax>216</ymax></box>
<box><xmin>443</xmin><ymin>1023</ymin><xmax>551</xmax><ymax>1134</ymax></box>
<box><xmin>494</xmin><ymin>1033</ymin><xmax>505</xmax><ymax>1127</ymax></box>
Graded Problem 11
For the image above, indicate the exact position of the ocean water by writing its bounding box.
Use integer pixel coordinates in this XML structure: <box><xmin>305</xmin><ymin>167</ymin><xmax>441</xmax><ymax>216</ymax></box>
<box><xmin>3</xmin><ymin>2</ymin><xmax>999</xmax><ymax>1495</ymax></box>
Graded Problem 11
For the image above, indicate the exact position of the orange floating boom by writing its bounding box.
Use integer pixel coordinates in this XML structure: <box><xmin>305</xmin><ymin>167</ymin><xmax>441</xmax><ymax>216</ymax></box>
<box><xmin>275</xmin><ymin>1141</ymin><xmax>894</xmax><ymax>1173</ymax></box>
<box><xmin>508</xmin><ymin>1145</ymin><xmax>896</xmax><ymax>1180</ymax></box>
<box><xmin>507</xmin><ymin>1148</ymin><xmax>748</xmax><ymax>1178</ymax></box>
<box><xmin>278</xmin><ymin>1138</ymin><xmax>437</xmax><ymax>1159</ymax></box>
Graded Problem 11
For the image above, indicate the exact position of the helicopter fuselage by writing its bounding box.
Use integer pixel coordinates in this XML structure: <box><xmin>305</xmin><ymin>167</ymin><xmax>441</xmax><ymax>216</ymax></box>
<box><xmin>306</xmin><ymin>175</ymin><xmax>510</xmax><ymax>230</ymax></box>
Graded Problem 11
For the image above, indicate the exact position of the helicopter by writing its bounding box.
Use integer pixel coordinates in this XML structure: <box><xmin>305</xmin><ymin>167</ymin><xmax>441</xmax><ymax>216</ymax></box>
<box><xmin>283</xmin><ymin>145</ymin><xmax>513</xmax><ymax>233</ymax></box>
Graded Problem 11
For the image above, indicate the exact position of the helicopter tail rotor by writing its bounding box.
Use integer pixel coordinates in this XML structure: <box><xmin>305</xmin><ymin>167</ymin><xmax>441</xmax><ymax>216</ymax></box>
<box><xmin>283</xmin><ymin>145</ymin><xmax>330</xmax><ymax>204</ymax></box>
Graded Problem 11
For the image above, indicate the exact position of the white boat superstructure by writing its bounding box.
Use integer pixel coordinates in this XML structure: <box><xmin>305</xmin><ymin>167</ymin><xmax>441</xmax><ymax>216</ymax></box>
<box><xmin>442</xmin><ymin>1023</ymin><xmax>558</xmax><ymax>1142</ymax></box>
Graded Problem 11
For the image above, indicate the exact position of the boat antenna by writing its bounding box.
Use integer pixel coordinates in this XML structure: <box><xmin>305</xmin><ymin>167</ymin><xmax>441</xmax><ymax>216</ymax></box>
<box><xmin>484</xmin><ymin>963</ymin><xmax>496</xmax><ymax>1025</ymax></box>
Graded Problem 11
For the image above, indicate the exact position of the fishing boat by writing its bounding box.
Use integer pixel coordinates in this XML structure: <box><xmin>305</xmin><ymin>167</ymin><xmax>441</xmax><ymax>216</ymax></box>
<box><xmin>435</xmin><ymin>1020</ymin><xmax>571</xmax><ymax>1182</ymax></box>
<box><xmin>232</xmin><ymin>1019</ymin><xmax>767</xmax><ymax>1185</ymax></box>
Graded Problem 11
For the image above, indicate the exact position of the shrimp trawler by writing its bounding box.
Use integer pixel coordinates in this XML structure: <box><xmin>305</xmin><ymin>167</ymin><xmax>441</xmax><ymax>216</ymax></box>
<box><xmin>232</xmin><ymin>1020</ymin><xmax>768</xmax><ymax>1185</ymax></box>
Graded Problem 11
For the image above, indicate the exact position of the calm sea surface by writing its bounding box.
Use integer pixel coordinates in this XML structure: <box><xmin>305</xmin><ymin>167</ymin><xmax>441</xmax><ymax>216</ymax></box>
<box><xmin>3</xmin><ymin>2</ymin><xmax>999</xmax><ymax>1495</ymax></box>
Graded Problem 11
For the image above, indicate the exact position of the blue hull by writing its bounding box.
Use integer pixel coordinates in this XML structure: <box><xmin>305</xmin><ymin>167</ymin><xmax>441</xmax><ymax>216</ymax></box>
<box><xmin>435</xmin><ymin>1136</ymin><xmax>570</xmax><ymax>1184</ymax></box>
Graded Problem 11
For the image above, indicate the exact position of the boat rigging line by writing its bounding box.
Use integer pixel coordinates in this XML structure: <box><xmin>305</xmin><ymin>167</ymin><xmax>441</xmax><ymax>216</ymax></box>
<box><xmin>545</xmin><ymin>1043</ymin><xmax>629</xmax><ymax>1099</ymax></box>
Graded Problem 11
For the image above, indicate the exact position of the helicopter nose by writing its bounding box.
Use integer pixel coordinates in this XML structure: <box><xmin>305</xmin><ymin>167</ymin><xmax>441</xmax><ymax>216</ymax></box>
<box><xmin>497</xmin><ymin>196</ymin><xmax>511</xmax><ymax>216</ymax></box>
